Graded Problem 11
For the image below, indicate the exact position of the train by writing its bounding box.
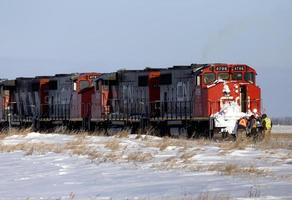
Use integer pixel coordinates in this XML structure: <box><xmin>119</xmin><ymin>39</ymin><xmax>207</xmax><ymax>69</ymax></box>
<box><xmin>0</xmin><ymin>63</ymin><xmax>261</xmax><ymax>138</ymax></box>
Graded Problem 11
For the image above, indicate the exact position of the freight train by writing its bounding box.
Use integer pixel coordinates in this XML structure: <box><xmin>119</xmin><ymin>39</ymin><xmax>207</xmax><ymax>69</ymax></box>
<box><xmin>0</xmin><ymin>63</ymin><xmax>261</xmax><ymax>138</ymax></box>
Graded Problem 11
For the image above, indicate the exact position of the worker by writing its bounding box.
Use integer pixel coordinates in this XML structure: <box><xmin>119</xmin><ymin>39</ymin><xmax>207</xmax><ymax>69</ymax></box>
<box><xmin>256</xmin><ymin>116</ymin><xmax>264</xmax><ymax>141</ymax></box>
<box><xmin>248</xmin><ymin>115</ymin><xmax>258</xmax><ymax>142</ymax></box>
<box><xmin>261</xmin><ymin>114</ymin><xmax>272</xmax><ymax>142</ymax></box>
<box><xmin>237</xmin><ymin>117</ymin><xmax>248</xmax><ymax>141</ymax></box>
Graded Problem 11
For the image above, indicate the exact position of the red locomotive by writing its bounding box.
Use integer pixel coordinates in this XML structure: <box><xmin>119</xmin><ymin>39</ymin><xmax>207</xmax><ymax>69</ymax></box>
<box><xmin>0</xmin><ymin>63</ymin><xmax>261</xmax><ymax>138</ymax></box>
<box><xmin>194</xmin><ymin>64</ymin><xmax>260</xmax><ymax>116</ymax></box>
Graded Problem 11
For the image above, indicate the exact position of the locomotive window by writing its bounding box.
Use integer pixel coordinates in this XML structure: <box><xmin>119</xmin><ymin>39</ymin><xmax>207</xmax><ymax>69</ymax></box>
<box><xmin>244</xmin><ymin>72</ymin><xmax>255</xmax><ymax>83</ymax></box>
<box><xmin>73</xmin><ymin>82</ymin><xmax>77</xmax><ymax>91</ymax></box>
<box><xmin>218</xmin><ymin>72</ymin><xmax>230</xmax><ymax>80</ymax></box>
<box><xmin>203</xmin><ymin>73</ymin><xmax>215</xmax><ymax>84</ymax></box>
<box><xmin>160</xmin><ymin>73</ymin><xmax>172</xmax><ymax>85</ymax></box>
<box><xmin>103</xmin><ymin>80</ymin><xmax>109</xmax><ymax>86</ymax></box>
<box><xmin>48</xmin><ymin>80</ymin><xmax>58</xmax><ymax>90</ymax></box>
<box><xmin>232</xmin><ymin>72</ymin><xmax>243</xmax><ymax>80</ymax></box>
<box><xmin>196</xmin><ymin>76</ymin><xmax>201</xmax><ymax>86</ymax></box>
<box><xmin>80</xmin><ymin>80</ymin><xmax>90</xmax><ymax>90</ymax></box>
<box><xmin>95</xmin><ymin>80</ymin><xmax>100</xmax><ymax>91</ymax></box>
<box><xmin>138</xmin><ymin>76</ymin><xmax>148</xmax><ymax>87</ymax></box>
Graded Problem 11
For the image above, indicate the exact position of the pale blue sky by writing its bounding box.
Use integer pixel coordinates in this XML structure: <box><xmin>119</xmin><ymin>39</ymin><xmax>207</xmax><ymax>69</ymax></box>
<box><xmin>0</xmin><ymin>0</ymin><xmax>291</xmax><ymax>117</ymax></box>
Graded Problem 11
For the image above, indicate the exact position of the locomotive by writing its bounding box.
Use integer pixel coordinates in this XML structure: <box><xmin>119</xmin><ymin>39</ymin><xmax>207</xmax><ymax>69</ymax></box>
<box><xmin>0</xmin><ymin>63</ymin><xmax>261</xmax><ymax>138</ymax></box>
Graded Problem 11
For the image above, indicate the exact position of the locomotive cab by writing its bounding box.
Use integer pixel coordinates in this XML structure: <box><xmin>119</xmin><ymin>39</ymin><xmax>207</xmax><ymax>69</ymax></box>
<box><xmin>194</xmin><ymin>64</ymin><xmax>261</xmax><ymax>117</ymax></box>
<box><xmin>193</xmin><ymin>64</ymin><xmax>261</xmax><ymax>135</ymax></box>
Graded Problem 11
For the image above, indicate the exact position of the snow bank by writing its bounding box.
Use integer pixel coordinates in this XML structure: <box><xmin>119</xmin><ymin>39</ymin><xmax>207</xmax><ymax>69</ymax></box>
<box><xmin>212</xmin><ymin>102</ymin><xmax>249</xmax><ymax>134</ymax></box>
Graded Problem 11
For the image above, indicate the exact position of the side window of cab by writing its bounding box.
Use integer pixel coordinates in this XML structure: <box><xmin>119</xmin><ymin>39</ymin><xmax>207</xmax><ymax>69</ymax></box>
<box><xmin>244</xmin><ymin>72</ymin><xmax>255</xmax><ymax>83</ymax></box>
<box><xmin>203</xmin><ymin>73</ymin><xmax>216</xmax><ymax>85</ymax></box>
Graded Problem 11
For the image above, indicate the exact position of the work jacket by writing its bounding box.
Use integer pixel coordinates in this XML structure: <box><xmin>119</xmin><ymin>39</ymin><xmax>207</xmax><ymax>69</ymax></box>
<box><xmin>262</xmin><ymin>118</ymin><xmax>272</xmax><ymax>130</ymax></box>
<box><xmin>239</xmin><ymin>118</ymin><xmax>247</xmax><ymax>128</ymax></box>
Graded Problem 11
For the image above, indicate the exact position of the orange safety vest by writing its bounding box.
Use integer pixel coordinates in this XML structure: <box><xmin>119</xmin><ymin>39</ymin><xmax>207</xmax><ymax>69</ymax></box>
<box><xmin>239</xmin><ymin>118</ymin><xmax>247</xmax><ymax>127</ymax></box>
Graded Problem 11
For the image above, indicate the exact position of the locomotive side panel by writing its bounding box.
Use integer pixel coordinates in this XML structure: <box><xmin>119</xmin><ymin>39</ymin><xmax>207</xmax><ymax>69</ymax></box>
<box><xmin>70</xmin><ymin>92</ymin><xmax>81</xmax><ymax>120</ymax></box>
<box><xmin>69</xmin><ymin>73</ymin><xmax>101</xmax><ymax>121</ymax></box>
<box><xmin>81</xmin><ymin>87</ymin><xmax>95</xmax><ymax>119</ymax></box>
<box><xmin>118</xmin><ymin>70</ymin><xmax>149</xmax><ymax>119</ymax></box>
<box><xmin>14</xmin><ymin>78</ymin><xmax>37</xmax><ymax>119</ymax></box>
<box><xmin>159</xmin><ymin>67</ymin><xmax>195</xmax><ymax>119</ymax></box>
<box><xmin>48</xmin><ymin>75</ymin><xmax>73</xmax><ymax>120</ymax></box>
<box><xmin>246</xmin><ymin>84</ymin><xmax>261</xmax><ymax>115</ymax></box>
<box><xmin>92</xmin><ymin>73</ymin><xmax>119</xmax><ymax>120</ymax></box>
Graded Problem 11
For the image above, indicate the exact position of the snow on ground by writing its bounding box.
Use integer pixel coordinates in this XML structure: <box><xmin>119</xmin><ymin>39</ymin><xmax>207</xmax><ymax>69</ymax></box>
<box><xmin>272</xmin><ymin>125</ymin><xmax>292</xmax><ymax>134</ymax></box>
<box><xmin>1</xmin><ymin>132</ymin><xmax>292</xmax><ymax>199</ymax></box>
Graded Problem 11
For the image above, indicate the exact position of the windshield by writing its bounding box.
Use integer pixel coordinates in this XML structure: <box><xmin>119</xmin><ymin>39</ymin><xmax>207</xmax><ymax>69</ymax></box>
<box><xmin>203</xmin><ymin>73</ymin><xmax>216</xmax><ymax>84</ymax></box>
<box><xmin>80</xmin><ymin>80</ymin><xmax>90</xmax><ymax>90</ymax></box>
<box><xmin>244</xmin><ymin>72</ymin><xmax>255</xmax><ymax>83</ymax></box>
<box><xmin>232</xmin><ymin>72</ymin><xmax>243</xmax><ymax>80</ymax></box>
<box><xmin>218</xmin><ymin>72</ymin><xmax>229</xmax><ymax>80</ymax></box>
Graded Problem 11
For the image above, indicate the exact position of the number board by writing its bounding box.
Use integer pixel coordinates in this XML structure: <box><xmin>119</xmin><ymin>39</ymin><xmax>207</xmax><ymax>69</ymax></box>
<box><xmin>89</xmin><ymin>75</ymin><xmax>99</xmax><ymax>79</ymax></box>
<box><xmin>233</xmin><ymin>66</ymin><xmax>245</xmax><ymax>71</ymax></box>
<box><xmin>215</xmin><ymin>66</ymin><xmax>228</xmax><ymax>71</ymax></box>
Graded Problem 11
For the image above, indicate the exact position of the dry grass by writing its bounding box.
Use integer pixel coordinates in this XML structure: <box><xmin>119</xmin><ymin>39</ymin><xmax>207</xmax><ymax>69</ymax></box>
<box><xmin>1</xmin><ymin>127</ymin><xmax>32</xmax><ymax>137</ymax></box>
<box><xmin>180</xmin><ymin>151</ymin><xmax>197</xmax><ymax>161</ymax></box>
<box><xmin>154</xmin><ymin>159</ymin><xmax>268</xmax><ymax>177</ymax></box>
<box><xmin>256</xmin><ymin>138</ymin><xmax>292</xmax><ymax>150</ymax></box>
<box><xmin>64</xmin><ymin>136</ymin><xmax>89</xmax><ymax>156</ymax></box>
<box><xmin>115</xmin><ymin>130</ymin><xmax>129</xmax><ymax>138</ymax></box>
<box><xmin>218</xmin><ymin>138</ymin><xmax>253</xmax><ymax>151</ymax></box>
<box><xmin>127</xmin><ymin>152</ymin><xmax>153</xmax><ymax>162</ymax></box>
<box><xmin>206</xmin><ymin>163</ymin><xmax>268</xmax><ymax>176</ymax></box>
<box><xmin>105</xmin><ymin>139</ymin><xmax>120</xmax><ymax>151</ymax></box>
<box><xmin>0</xmin><ymin>142</ymin><xmax>64</xmax><ymax>155</ymax></box>
<box><xmin>197</xmin><ymin>193</ymin><xmax>232</xmax><ymax>200</ymax></box>
<box><xmin>146</xmin><ymin>137</ymin><xmax>205</xmax><ymax>151</ymax></box>
<box><xmin>0</xmin><ymin>133</ymin><xmax>7</xmax><ymax>140</ymax></box>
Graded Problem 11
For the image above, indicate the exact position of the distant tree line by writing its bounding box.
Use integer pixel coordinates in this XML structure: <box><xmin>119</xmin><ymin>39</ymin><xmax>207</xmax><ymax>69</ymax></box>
<box><xmin>272</xmin><ymin>117</ymin><xmax>292</xmax><ymax>125</ymax></box>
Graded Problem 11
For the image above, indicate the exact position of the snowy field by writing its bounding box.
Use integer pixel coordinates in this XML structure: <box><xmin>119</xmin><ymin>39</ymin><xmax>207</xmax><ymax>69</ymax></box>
<box><xmin>1</xmin><ymin>130</ymin><xmax>292</xmax><ymax>200</ymax></box>
<box><xmin>272</xmin><ymin>125</ymin><xmax>292</xmax><ymax>134</ymax></box>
